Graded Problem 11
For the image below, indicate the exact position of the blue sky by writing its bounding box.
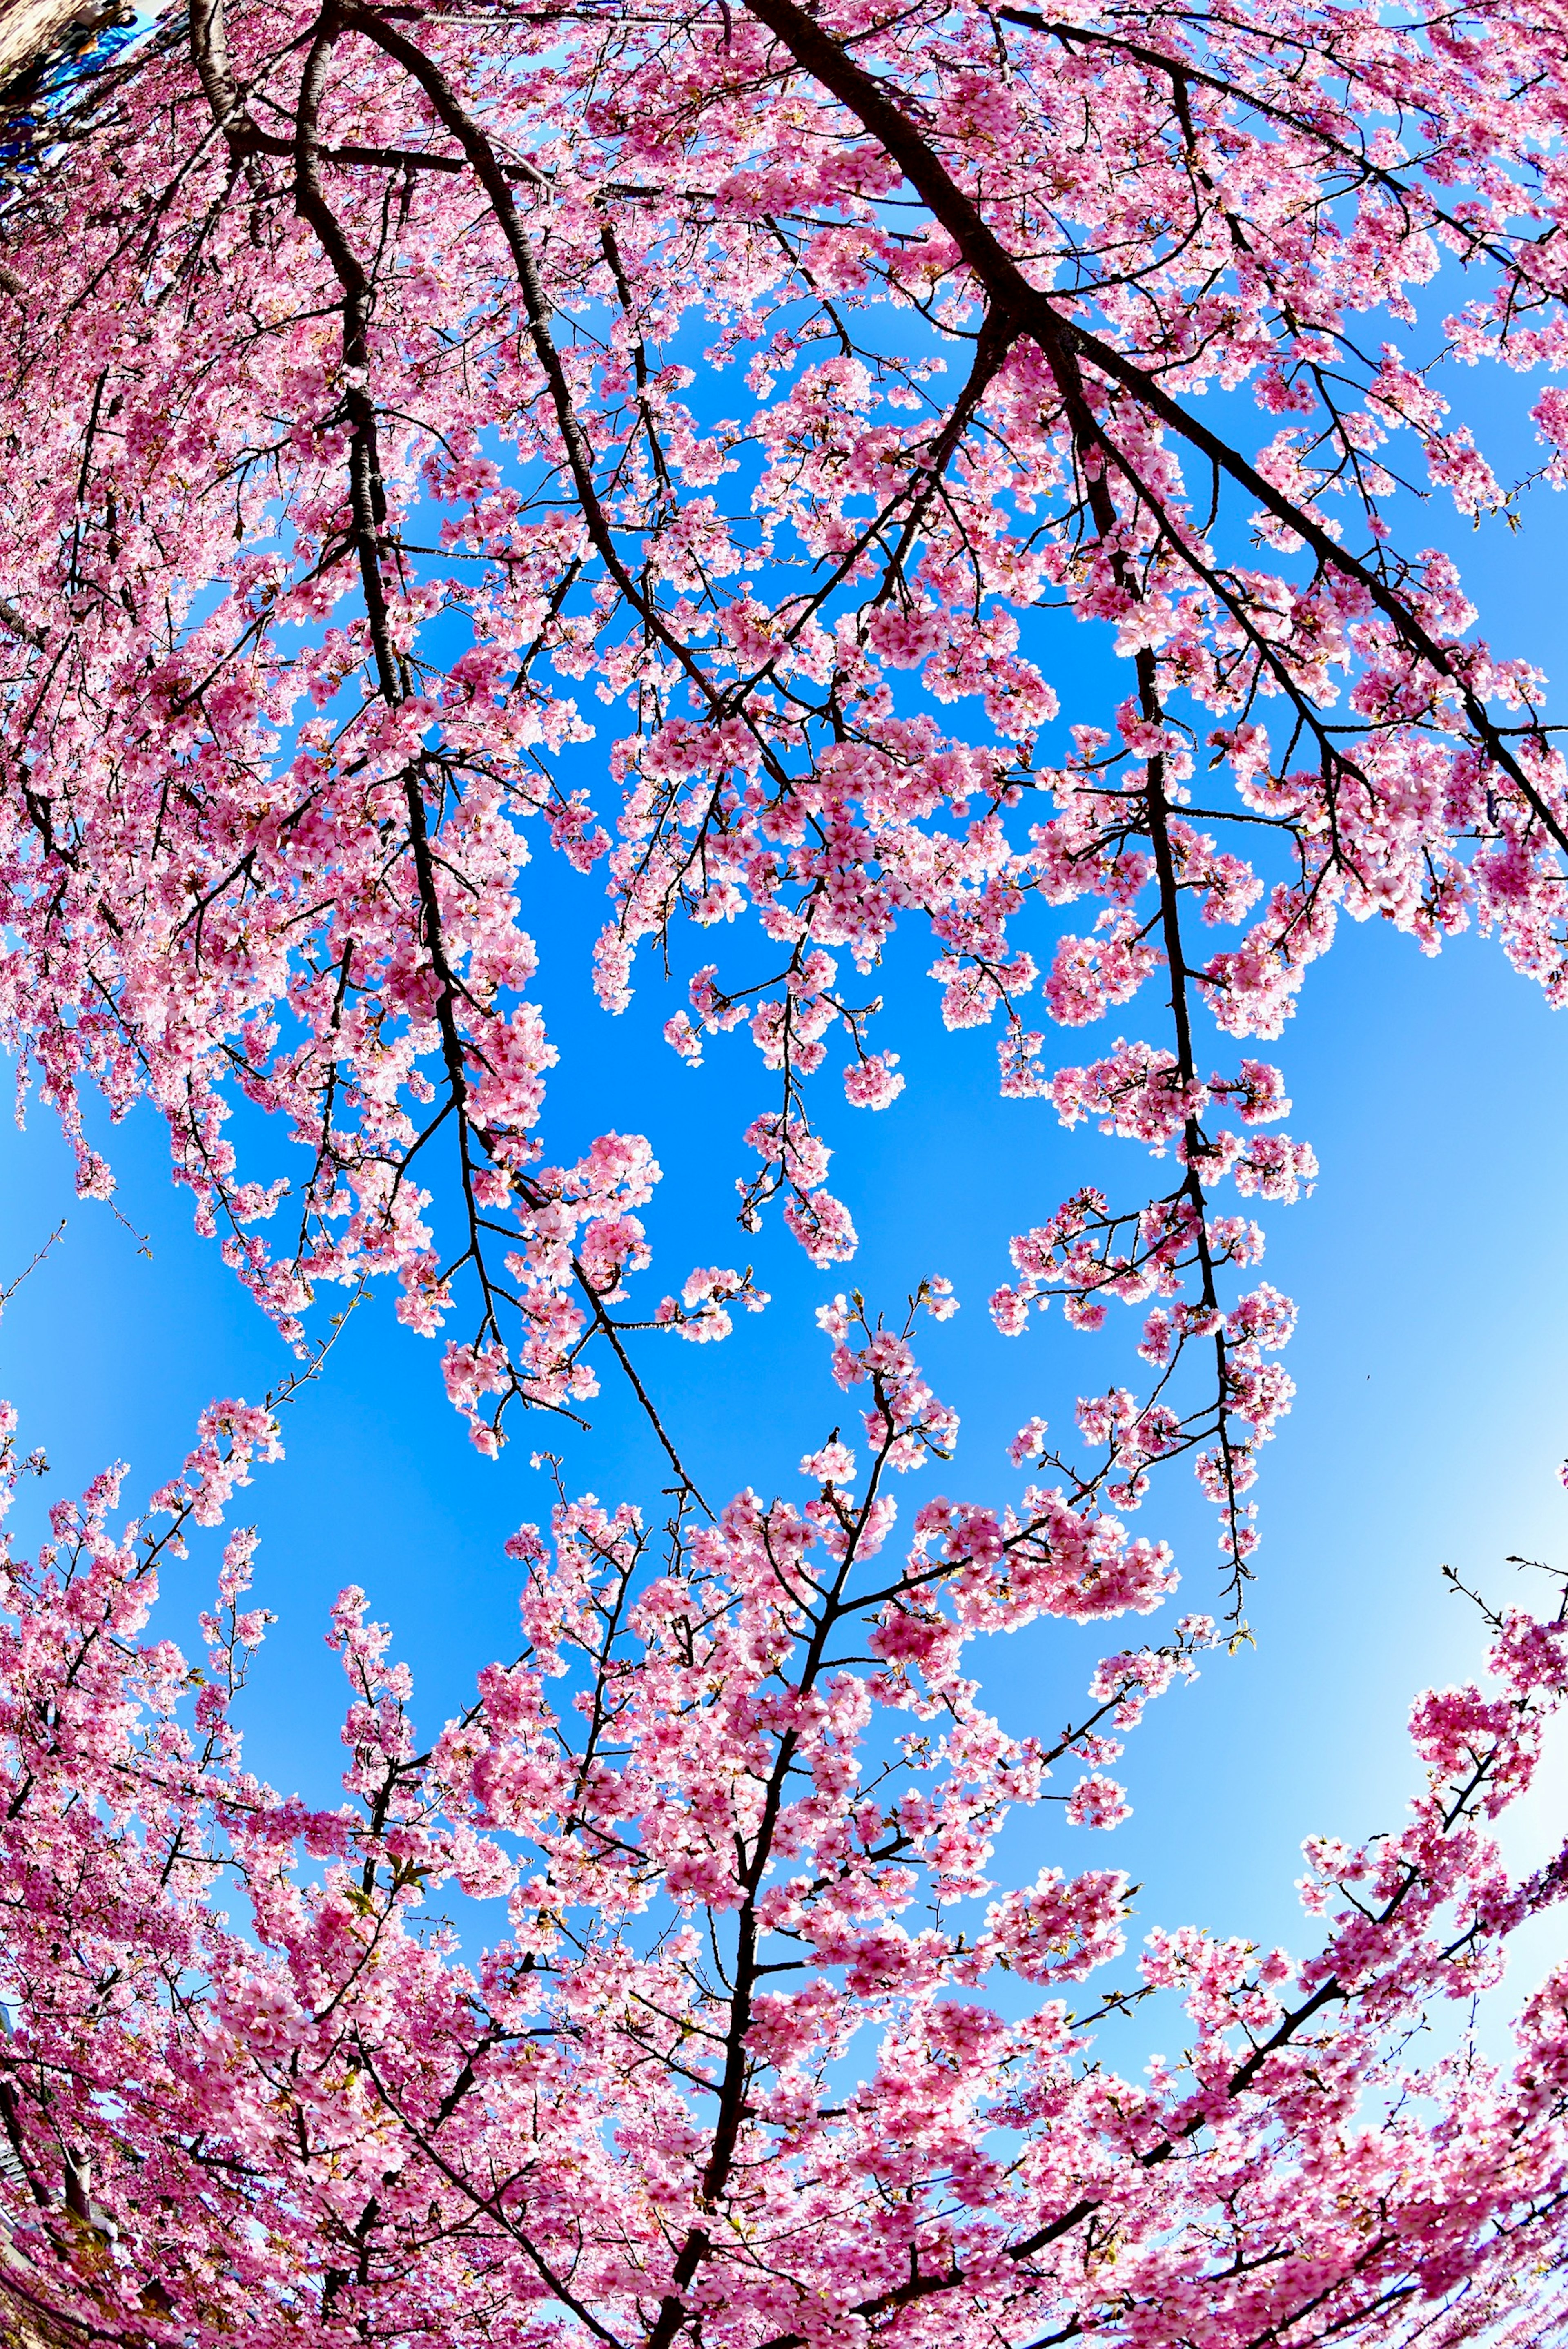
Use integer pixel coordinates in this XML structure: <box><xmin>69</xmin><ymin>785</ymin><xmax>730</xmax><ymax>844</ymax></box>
<box><xmin>0</xmin><ymin>271</ymin><xmax>1564</xmax><ymax>2048</ymax></box>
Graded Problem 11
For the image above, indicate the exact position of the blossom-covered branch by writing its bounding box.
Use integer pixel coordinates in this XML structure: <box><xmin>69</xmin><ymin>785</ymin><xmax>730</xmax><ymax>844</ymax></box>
<box><xmin>0</xmin><ymin>1306</ymin><xmax>1562</xmax><ymax>2349</ymax></box>
<box><xmin>0</xmin><ymin>0</ymin><xmax>1559</xmax><ymax>1571</ymax></box>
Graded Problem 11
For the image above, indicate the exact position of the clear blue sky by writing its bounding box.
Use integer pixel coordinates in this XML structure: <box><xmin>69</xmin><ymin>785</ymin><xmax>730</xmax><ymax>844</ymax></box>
<box><xmin>0</xmin><ymin>286</ymin><xmax>1563</xmax><ymax>2042</ymax></box>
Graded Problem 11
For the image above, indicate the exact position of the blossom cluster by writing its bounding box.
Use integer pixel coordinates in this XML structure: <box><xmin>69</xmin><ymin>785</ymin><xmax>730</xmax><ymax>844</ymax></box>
<box><xmin>0</xmin><ymin>0</ymin><xmax>1559</xmax><ymax>1551</ymax></box>
<box><xmin>0</xmin><ymin>1347</ymin><xmax>1557</xmax><ymax>2349</ymax></box>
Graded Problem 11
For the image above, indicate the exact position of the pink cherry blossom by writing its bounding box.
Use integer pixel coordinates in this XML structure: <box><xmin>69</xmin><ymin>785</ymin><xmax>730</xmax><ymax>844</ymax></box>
<box><xmin>0</xmin><ymin>0</ymin><xmax>1553</xmax><ymax>1577</ymax></box>
<box><xmin>0</xmin><ymin>1346</ymin><xmax>1558</xmax><ymax>2349</ymax></box>
<box><xmin>0</xmin><ymin>4</ymin><xmax>1564</xmax><ymax>2342</ymax></box>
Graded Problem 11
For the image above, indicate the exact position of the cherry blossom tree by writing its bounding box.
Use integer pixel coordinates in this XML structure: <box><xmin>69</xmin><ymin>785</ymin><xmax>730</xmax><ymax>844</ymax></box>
<box><xmin>0</xmin><ymin>1315</ymin><xmax>1561</xmax><ymax>2349</ymax></box>
<box><xmin>0</xmin><ymin>2</ymin><xmax>1564</xmax><ymax>2344</ymax></box>
<box><xmin>0</xmin><ymin>0</ymin><xmax>1563</xmax><ymax>1576</ymax></box>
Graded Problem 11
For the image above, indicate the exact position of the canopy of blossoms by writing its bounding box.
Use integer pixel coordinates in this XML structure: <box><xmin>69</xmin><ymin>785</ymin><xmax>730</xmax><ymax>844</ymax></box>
<box><xmin>0</xmin><ymin>2</ymin><xmax>1562</xmax><ymax>2345</ymax></box>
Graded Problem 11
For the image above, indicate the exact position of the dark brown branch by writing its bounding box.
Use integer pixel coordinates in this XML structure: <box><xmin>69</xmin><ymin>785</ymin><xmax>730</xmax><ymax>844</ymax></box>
<box><xmin>742</xmin><ymin>0</ymin><xmax>1568</xmax><ymax>864</ymax></box>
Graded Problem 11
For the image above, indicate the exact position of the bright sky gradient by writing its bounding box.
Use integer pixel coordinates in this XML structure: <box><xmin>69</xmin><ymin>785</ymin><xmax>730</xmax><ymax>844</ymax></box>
<box><xmin>0</xmin><ymin>250</ymin><xmax>1563</xmax><ymax>2044</ymax></box>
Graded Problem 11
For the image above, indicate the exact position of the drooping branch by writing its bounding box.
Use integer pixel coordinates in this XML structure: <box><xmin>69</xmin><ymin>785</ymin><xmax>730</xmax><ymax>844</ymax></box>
<box><xmin>742</xmin><ymin>0</ymin><xmax>1568</xmax><ymax>860</ymax></box>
